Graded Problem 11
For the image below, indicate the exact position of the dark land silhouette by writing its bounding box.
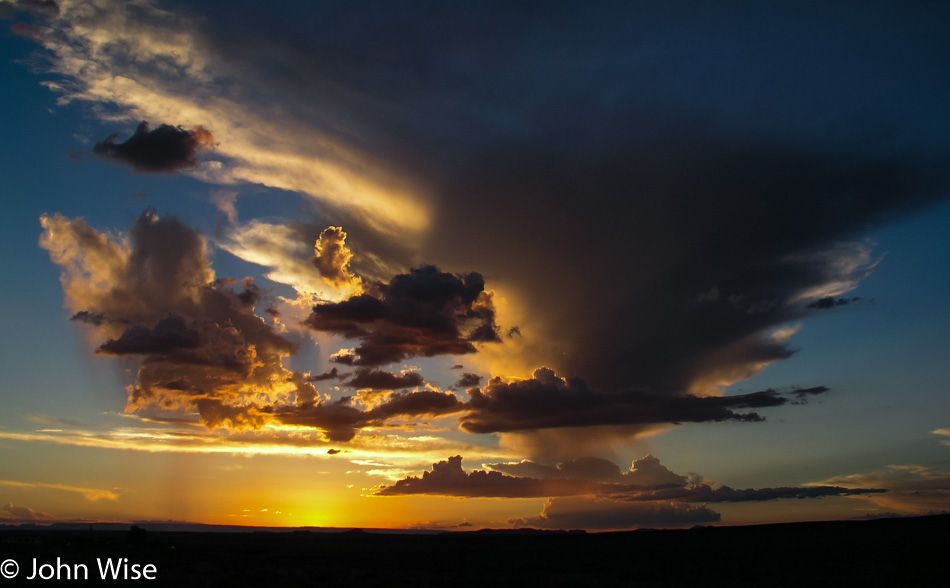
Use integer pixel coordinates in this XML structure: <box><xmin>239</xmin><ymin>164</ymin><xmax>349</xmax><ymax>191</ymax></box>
<box><xmin>1</xmin><ymin>514</ymin><xmax>946</xmax><ymax>586</ymax></box>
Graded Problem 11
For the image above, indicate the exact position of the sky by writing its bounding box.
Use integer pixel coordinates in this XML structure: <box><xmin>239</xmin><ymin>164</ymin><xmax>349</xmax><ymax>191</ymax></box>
<box><xmin>2</xmin><ymin>0</ymin><xmax>950</xmax><ymax>531</ymax></box>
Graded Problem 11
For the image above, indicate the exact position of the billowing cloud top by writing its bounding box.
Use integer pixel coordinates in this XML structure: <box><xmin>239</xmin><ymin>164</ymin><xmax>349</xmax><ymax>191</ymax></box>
<box><xmin>306</xmin><ymin>266</ymin><xmax>501</xmax><ymax>367</ymax></box>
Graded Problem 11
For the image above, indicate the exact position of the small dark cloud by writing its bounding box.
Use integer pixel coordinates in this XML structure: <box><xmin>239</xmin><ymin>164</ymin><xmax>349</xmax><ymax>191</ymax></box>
<box><xmin>345</xmin><ymin>368</ymin><xmax>425</xmax><ymax>390</ymax></box>
<box><xmin>450</xmin><ymin>364</ymin><xmax>463</xmax><ymax>370</ymax></box>
<box><xmin>454</xmin><ymin>372</ymin><xmax>482</xmax><ymax>388</ymax></box>
<box><xmin>506</xmin><ymin>326</ymin><xmax>521</xmax><ymax>338</ymax></box>
<box><xmin>790</xmin><ymin>385</ymin><xmax>830</xmax><ymax>399</ymax></box>
<box><xmin>806</xmin><ymin>296</ymin><xmax>861</xmax><ymax>309</ymax></box>
<box><xmin>306</xmin><ymin>265</ymin><xmax>501</xmax><ymax>367</ymax></box>
<box><xmin>70</xmin><ymin>310</ymin><xmax>106</xmax><ymax>326</ymax></box>
<box><xmin>327</xmin><ymin>448</ymin><xmax>341</xmax><ymax>455</ymax></box>
<box><xmin>93</xmin><ymin>121</ymin><xmax>214</xmax><ymax>173</ymax></box>
<box><xmin>307</xmin><ymin>367</ymin><xmax>343</xmax><ymax>382</ymax></box>
<box><xmin>10</xmin><ymin>22</ymin><xmax>42</xmax><ymax>38</ymax></box>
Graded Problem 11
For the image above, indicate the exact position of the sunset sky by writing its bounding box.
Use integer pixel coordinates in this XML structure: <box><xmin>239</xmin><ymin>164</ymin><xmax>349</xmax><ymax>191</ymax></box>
<box><xmin>2</xmin><ymin>0</ymin><xmax>950</xmax><ymax>531</ymax></box>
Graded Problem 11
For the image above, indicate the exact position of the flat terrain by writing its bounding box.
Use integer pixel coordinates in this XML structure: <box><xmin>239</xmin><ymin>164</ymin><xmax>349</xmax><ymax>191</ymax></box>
<box><xmin>1</xmin><ymin>514</ymin><xmax>946</xmax><ymax>586</ymax></box>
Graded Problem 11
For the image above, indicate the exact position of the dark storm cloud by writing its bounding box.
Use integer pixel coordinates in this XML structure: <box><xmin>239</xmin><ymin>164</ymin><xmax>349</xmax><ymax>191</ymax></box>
<box><xmin>306</xmin><ymin>265</ymin><xmax>501</xmax><ymax>366</ymax></box>
<box><xmin>345</xmin><ymin>368</ymin><xmax>425</xmax><ymax>390</ymax></box>
<box><xmin>184</xmin><ymin>0</ymin><xmax>950</xmax><ymax>401</ymax></box>
<box><xmin>36</xmin><ymin>1</ymin><xmax>950</xmax><ymax>444</ymax></box>
<box><xmin>93</xmin><ymin>121</ymin><xmax>214</xmax><ymax>173</ymax></box>
<box><xmin>460</xmin><ymin>368</ymin><xmax>827</xmax><ymax>434</ymax></box>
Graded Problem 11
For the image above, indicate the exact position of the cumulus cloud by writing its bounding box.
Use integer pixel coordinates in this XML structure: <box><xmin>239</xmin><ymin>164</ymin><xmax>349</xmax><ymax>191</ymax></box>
<box><xmin>94</xmin><ymin>121</ymin><xmax>215</xmax><ymax>173</ymax></box>
<box><xmin>40</xmin><ymin>211</ymin><xmax>484</xmax><ymax>442</ymax></box>
<box><xmin>376</xmin><ymin>455</ymin><xmax>603</xmax><ymax>498</ymax></box>
<box><xmin>306</xmin><ymin>265</ymin><xmax>501</xmax><ymax>367</ymax></box>
<box><xmin>313</xmin><ymin>226</ymin><xmax>362</xmax><ymax>295</ymax></box>
<box><xmin>219</xmin><ymin>220</ymin><xmax>400</xmax><ymax>303</ymax></box>
<box><xmin>39</xmin><ymin>210</ymin><xmax>305</xmax><ymax>430</ymax></box>
<box><xmin>461</xmin><ymin>367</ymin><xmax>827</xmax><ymax>434</ymax></box>
<box><xmin>487</xmin><ymin>454</ymin><xmax>688</xmax><ymax>487</ymax></box>
<box><xmin>377</xmin><ymin>454</ymin><xmax>878</xmax><ymax>508</ymax></box>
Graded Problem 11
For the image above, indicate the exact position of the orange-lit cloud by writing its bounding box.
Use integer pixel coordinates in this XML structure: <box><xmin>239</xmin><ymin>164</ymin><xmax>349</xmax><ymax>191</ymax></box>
<box><xmin>1</xmin><ymin>503</ymin><xmax>55</xmax><ymax>522</ymax></box>
<box><xmin>313</xmin><ymin>226</ymin><xmax>362</xmax><ymax>296</ymax></box>
<box><xmin>0</xmin><ymin>480</ymin><xmax>118</xmax><ymax>502</ymax></box>
<box><xmin>40</xmin><ymin>210</ymin><xmax>305</xmax><ymax>432</ymax></box>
